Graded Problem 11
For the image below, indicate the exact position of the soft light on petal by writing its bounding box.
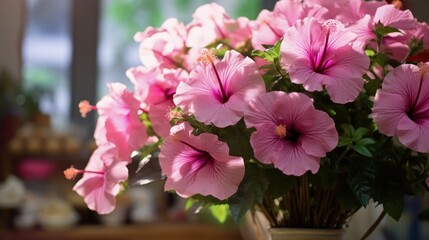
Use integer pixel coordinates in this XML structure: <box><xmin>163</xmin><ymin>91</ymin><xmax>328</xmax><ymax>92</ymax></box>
<box><xmin>174</xmin><ymin>50</ymin><xmax>265</xmax><ymax>128</ymax></box>
<box><xmin>373</xmin><ymin>63</ymin><xmax>429</xmax><ymax>153</ymax></box>
<box><xmin>244</xmin><ymin>91</ymin><xmax>338</xmax><ymax>176</ymax></box>
<box><xmin>159</xmin><ymin>123</ymin><xmax>245</xmax><ymax>199</ymax></box>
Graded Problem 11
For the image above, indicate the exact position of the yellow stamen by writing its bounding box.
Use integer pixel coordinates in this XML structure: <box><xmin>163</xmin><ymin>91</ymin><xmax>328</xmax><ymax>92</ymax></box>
<box><xmin>275</xmin><ymin>124</ymin><xmax>287</xmax><ymax>138</ymax></box>
<box><xmin>198</xmin><ymin>49</ymin><xmax>218</xmax><ymax>65</ymax></box>
<box><xmin>78</xmin><ymin>100</ymin><xmax>96</xmax><ymax>118</ymax></box>
<box><xmin>167</xmin><ymin>107</ymin><xmax>183</xmax><ymax>121</ymax></box>
<box><xmin>64</xmin><ymin>165</ymin><xmax>78</xmax><ymax>180</ymax></box>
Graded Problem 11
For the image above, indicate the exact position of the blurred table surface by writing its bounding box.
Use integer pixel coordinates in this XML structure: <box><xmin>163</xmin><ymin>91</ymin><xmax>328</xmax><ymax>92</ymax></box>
<box><xmin>0</xmin><ymin>223</ymin><xmax>243</xmax><ymax>240</ymax></box>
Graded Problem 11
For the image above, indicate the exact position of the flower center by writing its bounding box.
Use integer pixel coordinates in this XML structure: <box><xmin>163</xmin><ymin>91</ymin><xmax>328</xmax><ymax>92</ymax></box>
<box><xmin>165</xmin><ymin>88</ymin><xmax>176</xmax><ymax>99</ymax></box>
<box><xmin>275</xmin><ymin>124</ymin><xmax>287</xmax><ymax>138</ymax></box>
<box><xmin>312</xmin><ymin>29</ymin><xmax>331</xmax><ymax>74</ymax></box>
<box><xmin>179</xmin><ymin>140</ymin><xmax>214</xmax><ymax>171</ymax></box>
<box><xmin>275</xmin><ymin>124</ymin><xmax>299</xmax><ymax>142</ymax></box>
<box><xmin>63</xmin><ymin>165</ymin><xmax>105</xmax><ymax>180</ymax></box>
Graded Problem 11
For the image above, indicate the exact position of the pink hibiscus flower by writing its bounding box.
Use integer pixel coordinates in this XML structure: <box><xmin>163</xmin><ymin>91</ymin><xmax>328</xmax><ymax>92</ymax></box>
<box><xmin>134</xmin><ymin>18</ymin><xmax>188</xmax><ymax>69</ymax></box>
<box><xmin>312</xmin><ymin>0</ymin><xmax>385</xmax><ymax>25</ymax></box>
<box><xmin>280</xmin><ymin>18</ymin><xmax>369</xmax><ymax>103</ymax></box>
<box><xmin>159</xmin><ymin>123</ymin><xmax>244</xmax><ymax>200</ymax></box>
<box><xmin>186</xmin><ymin>3</ymin><xmax>251</xmax><ymax>51</ymax></box>
<box><xmin>65</xmin><ymin>144</ymin><xmax>128</xmax><ymax>214</ymax></box>
<box><xmin>251</xmin><ymin>0</ymin><xmax>327</xmax><ymax>50</ymax></box>
<box><xmin>372</xmin><ymin>63</ymin><xmax>429</xmax><ymax>153</ymax></box>
<box><xmin>373</xmin><ymin>5</ymin><xmax>415</xmax><ymax>31</ymax></box>
<box><xmin>244</xmin><ymin>91</ymin><xmax>338</xmax><ymax>176</ymax></box>
<box><xmin>174</xmin><ymin>49</ymin><xmax>265</xmax><ymax>128</ymax></box>
<box><xmin>93</xmin><ymin>83</ymin><xmax>147</xmax><ymax>161</ymax></box>
<box><xmin>350</xmin><ymin>4</ymin><xmax>416</xmax><ymax>61</ymax></box>
<box><xmin>127</xmin><ymin>67</ymin><xmax>187</xmax><ymax>137</ymax></box>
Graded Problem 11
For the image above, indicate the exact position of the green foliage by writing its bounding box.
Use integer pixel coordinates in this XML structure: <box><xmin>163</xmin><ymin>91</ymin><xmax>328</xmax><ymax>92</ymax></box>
<box><xmin>265</xmin><ymin>168</ymin><xmax>296</xmax><ymax>198</ymax></box>
<box><xmin>373</xmin><ymin>160</ymin><xmax>406</xmax><ymax>221</ymax></box>
<box><xmin>228</xmin><ymin>162</ymin><xmax>268</xmax><ymax>222</ymax></box>
<box><xmin>217</xmin><ymin>120</ymin><xmax>254</xmax><ymax>160</ymax></box>
<box><xmin>310</xmin><ymin>159</ymin><xmax>341</xmax><ymax>189</ymax></box>
<box><xmin>252</xmin><ymin>40</ymin><xmax>300</xmax><ymax>92</ymax></box>
<box><xmin>209</xmin><ymin>204</ymin><xmax>230</xmax><ymax>223</ymax></box>
<box><xmin>373</xmin><ymin>24</ymin><xmax>401</xmax><ymax>37</ymax></box>
<box><xmin>338</xmin><ymin>124</ymin><xmax>375</xmax><ymax>157</ymax></box>
<box><xmin>347</xmin><ymin>157</ymin><xmax>376</xmax><ymax>207</ymax></box>
<box><xmin>185</xmin><ymin>198</ymin><xmax>195</xmax><ymax>210</ymax></box>
<box><xmin>252</xmin><ymin>41</ymin><xmax>282</xmax><ymax>64</ymax></box>
<box><xmin>364</xmin><ymin>77</ymin><xmax>381</xmax><ymax>96</ymax></box>
<box><xmin>337</xmin><ymin>184</ymin><xmax>362</xmax><ymax>210</ymax></box>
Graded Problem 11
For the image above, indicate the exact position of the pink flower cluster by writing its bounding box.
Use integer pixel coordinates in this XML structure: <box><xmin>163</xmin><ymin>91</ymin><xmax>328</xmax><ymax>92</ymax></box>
<box><xmin>65</xmin><ymin>0</ymin><xmax>429</xmax><ymax>214</ymax></box>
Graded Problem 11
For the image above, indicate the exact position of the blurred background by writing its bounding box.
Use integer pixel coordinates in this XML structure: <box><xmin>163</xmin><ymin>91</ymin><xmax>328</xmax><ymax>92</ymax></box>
<box><xmin>0</xmin><ymin>0</ymin><xmax>428</xmax><ymax>239</ymax></box>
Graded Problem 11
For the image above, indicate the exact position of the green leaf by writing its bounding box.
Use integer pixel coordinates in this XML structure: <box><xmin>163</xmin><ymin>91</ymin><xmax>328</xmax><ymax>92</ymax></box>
<box><xmin>364</xmin><ymin>78</ymin><xmax>381</xmax><ymax>96</ymax></box>
<box><xmin>347</xmin><ymin>158</ymin><xmax>376</xmax><ymax>207</ymax></box>
<box><xmin>383</xmin><ymin>195</ymin><xmax>404</xmax><ymax>221</ymax></box>
<box><xmin>218</xmin><ymin>120</ymin><xmax>254</xmax><ymax>160</ymax></box>
<box><xmin>352</xmin><ymin>144</ymin><xmax>373</xmax><ymax>157</ymax></box>
<box><xmin>228</xmin><ymin>163</ymin><xmax>268</xmax><ymax>222</ymax></box>
<box><xmin>265</xmin><ymin>168</ymin><xmax>296</xmax><ymax>198</ymax></box>
<box><xmin>337</xmin><ymin>184</ymin><xmax>362</xmax><ymax>210</ymax></box>
<box><xmin>189</xmin><ymin>194</ymin><xmax>226</xmax><ymax>207</ymax></box>
<box><xmin>340</xmin><ymin>124</ymin><xmax>355</xmax><ymax>137</ymax></box>
<box><xmin>374</xmin><ymin>24</ymin><xmax>401</xmax><ymax>37</ymax></box>
<box><xmin>407</xmin><ymin>37</ymin><xmax>425</xmax><ymax>59</ymax></box>
<box><xmin>353</xmin><ymin>127</ymin><xmax>368</xmax><ymax>141</ymax></box>
<box><xmin>209</xmin><ymin>204</ymin><xmax>229</xmax><ymax>223</ymax></box>
<box><xmin>373</xmin><ymin>161</ymin><xmax>407</xmax><ymax>221</ymax></box>
<box><xmin>251</xmin><ymin>40</ymin><xmax>282</xmax><ymax>64</ymax></box>
<box><xmin>338</xmin><ymin>137</ymin><xmax>353</xmax><ymax>147</ymax></box>
<box><xmin>372</xmin><ymin>53</ymin><xmax>390</xmax><ymax>67</ymax></box>
<box><xmin>185</xmin><ymin>198</ymin><xmax>195</xmax><ymax>210</ymax></box>
<box><xmin>357</xmin><ymin>138</ymin><xmax>376</xmax><ymax>146</ymax></box>
<box><xmin>365</xmin><ymin>49</ymin><xmax>375</xmax><ymax>57</ymax></box>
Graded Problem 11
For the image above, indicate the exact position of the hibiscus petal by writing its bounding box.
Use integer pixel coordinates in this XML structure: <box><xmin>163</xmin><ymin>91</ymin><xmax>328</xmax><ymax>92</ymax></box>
<box><xmin>300</xmin><ymin>111</ymin><xmax>338</xmax><ymax>157</ymax></box>
<box><xmin>250</xmin><ymin>123</ymin><xmax>284</xmax><ymax>165</ymax></box>
<box><xmin>149</xmin><ymin>100</ymin><xmax>174</xmax><ymax>137</ymax></box>
<box><xmin>174</xmin><ymin>50</ymin><xmax>264</xmax><ymax>128</ymax></box>
<box><xmin>160</xmin><ymin>123</ymin><xmax>244</xmax><ymax>199</ymax></box>
<box><xmin>397</xmin><ymin>115</ymin><xmax>429</xmax><ymax>153</ymax></box>
<box><xmin>192</xmin><ymin>158</ymin><xmax>244</xmax><ymax>200</ymax></box>
<box><xmin>274</xmin><ymin>143</ymin><xmax>320</xmax><ymax>176</ymax></box>
<box><xmin>374</xmin><ymin>5</ymin><xmax>415</xmax><ymax>30</ymax></box>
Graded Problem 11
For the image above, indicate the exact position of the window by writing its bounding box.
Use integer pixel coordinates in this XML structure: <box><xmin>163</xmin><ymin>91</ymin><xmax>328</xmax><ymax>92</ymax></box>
<box><xmin>23</xmin><ymin>0</ymin><xmax>72</xmax><ymax>130</ymax></box>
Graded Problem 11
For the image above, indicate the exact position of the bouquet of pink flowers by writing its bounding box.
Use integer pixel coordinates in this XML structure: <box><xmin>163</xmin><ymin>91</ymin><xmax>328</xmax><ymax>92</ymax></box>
<box><xmin>65</xmin><ymin>0</ymin><xmax>429</xmax><ymax>232</ymax></box>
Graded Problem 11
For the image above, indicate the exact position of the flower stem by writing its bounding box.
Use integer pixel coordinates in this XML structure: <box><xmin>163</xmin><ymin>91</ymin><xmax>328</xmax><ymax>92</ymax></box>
<box><xmin>338</xmin><ymin>147</ymin><xmax>351</xmax><ymax>163</ymax></box>
<box><xmin>360</xmin><ymin>210</ymin><xmax>386</xmax><ymax>240</ymax></box>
